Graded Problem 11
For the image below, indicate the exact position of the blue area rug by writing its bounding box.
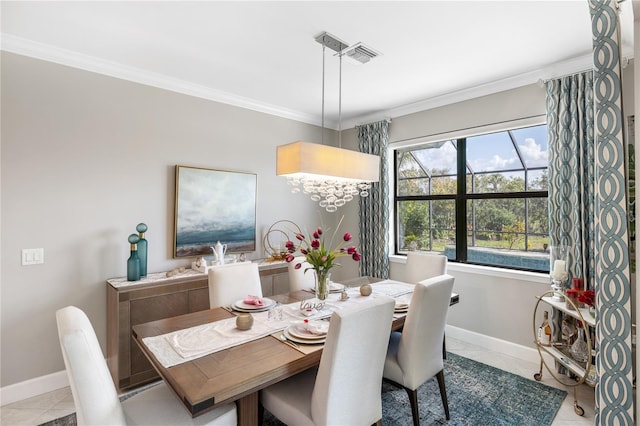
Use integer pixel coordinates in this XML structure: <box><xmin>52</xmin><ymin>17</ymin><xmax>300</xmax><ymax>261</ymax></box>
<box><xmin>263</xmin><ymin>352</ymin><xmax>567</xmax><ymax>426</ymax></box>
<box><xmin>41</xmin><ymin>352</ymin><xmax>566</xmax><ymax>426</ymax></box>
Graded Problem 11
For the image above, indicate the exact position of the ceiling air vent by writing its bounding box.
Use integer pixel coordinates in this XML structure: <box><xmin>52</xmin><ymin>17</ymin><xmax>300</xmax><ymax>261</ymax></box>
<box><xmin>342</xmin><ymin>42</ymin><xmax>381</xmax><ymax>64</ymax></box>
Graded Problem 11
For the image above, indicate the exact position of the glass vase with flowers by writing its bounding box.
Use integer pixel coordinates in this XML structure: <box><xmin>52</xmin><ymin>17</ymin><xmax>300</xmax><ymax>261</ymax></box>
<box><xmin>284</xmin><ymin>217</ymin><xmax>361</xmax><ymax>301</ymax></box>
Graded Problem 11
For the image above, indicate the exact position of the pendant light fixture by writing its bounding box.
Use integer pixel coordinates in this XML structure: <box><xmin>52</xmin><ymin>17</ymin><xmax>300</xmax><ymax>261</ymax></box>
<box><xmin>276</xmin><ymin>32</ymin><xmax>380</xmax><ymax>212</ymax></box>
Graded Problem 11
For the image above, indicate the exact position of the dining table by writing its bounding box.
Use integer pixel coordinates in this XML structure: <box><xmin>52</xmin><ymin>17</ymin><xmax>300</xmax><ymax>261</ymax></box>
<box><xmin>132</xmin><ymin>277</ymin><xmax>460</xmax><ymax>426</ymax></box>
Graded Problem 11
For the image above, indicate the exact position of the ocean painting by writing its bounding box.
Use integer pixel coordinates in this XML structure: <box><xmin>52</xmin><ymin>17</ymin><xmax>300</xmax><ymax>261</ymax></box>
<box><xmin>174</xmin><ymin>165</ymin><xmax>257</xmax><ymax>257</ymax></box>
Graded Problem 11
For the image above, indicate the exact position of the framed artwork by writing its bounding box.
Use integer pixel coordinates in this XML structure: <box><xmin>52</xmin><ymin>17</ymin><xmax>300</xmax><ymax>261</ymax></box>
<box><xmin>174</xmin><ymin>165</ymin><xmax>257</xmax><ymax>258</ymax></box>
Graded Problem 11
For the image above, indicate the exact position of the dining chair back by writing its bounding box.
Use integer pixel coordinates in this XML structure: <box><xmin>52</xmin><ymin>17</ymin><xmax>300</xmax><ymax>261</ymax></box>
<box><xmin>383</xmin><ymin>274</ymin><xmax>455</xmax><ymax>425</ymax></box>
<box><xmin>56</xmin><ymin>305</ymin><xmax>236</xmax><ymax>425</ymax></box>
<box><xmin>404</xmin><ymin>251</ymin><xmax>447</xmax><ymax>284</ymax></box>
<box><xmin>260</xmin><ymin>296</ymin><xmax>395</xmax><ymax>426</ymax></box>
<box><xmin>287</xmin><ymin>256</ymin><xmax>315</xmax><ymax>292</ymax></box>
<box><xmin>208</xmin><ymin>261</ymin><xmax>262</xmax><ymax>308</ymax></box>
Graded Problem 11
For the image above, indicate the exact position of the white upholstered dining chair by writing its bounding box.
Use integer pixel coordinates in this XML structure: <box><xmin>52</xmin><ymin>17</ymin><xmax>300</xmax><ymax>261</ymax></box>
<box><xmin>383</xmin><ymin>274</ymin><xmax>455</xmax><ymax>426</ymax></box>
<box><xmin>287</xmin><ymin>256</ymin><xmax>315</xmax><ymax>292</ymax></box>
<box><xmin>259</xmin><ymin>296</ymin><xmax>396</xmax><ymax>426</ymax></box>
<box><xmin>56</xmin><ymin>305</ymin><xmax>237</xmax><ymax>426</ymax></box>
<box><xmin>207</xmin><ymin>261</ymin><xmax>262</xmax><ymax>308</ymax></box>
<box><xmin>404</xmin><ymin>251</ymin><xmax>448</xmax><ymax>284</ymax></box>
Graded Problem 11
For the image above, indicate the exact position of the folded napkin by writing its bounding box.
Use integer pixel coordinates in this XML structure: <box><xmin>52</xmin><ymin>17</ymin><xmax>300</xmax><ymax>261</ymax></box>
<box><xmin>244</xmin><ymin>295</ymin><xmax>264</xmax><ymax>306</ymax></box>
<box><xmin>302</xmin><ymin>319</ymin><xmax>329</xmax><ymax>335</ymax></box>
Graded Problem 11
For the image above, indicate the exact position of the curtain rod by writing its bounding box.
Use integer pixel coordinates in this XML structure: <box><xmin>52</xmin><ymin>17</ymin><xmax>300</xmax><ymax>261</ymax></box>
<box><xmin>538</xmin><ymin>57</ymin><xmax>631</xmax><ymax>87</ymax></box>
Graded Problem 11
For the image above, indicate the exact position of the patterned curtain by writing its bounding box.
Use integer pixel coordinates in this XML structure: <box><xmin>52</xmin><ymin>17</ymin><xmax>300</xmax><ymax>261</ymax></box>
<box><xmin>546</xmin><ymin>71</ymin><xmax>595</xmax><ymax>288</ymax></box>
<box><xmin>588</xmin><ymin>1</ymin><xmax>633</xmax><ymax>423</ymax></box>
<box><xmin>357</xmin><ymin>120</ymin><xmax>389</xmax><ymax>279</ymax></box>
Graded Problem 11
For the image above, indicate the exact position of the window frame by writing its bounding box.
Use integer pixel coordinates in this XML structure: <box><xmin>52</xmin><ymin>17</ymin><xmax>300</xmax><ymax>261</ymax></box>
<box><xmin>392</xmin><ymin>116</ymin><xmax>549</xmax><ymax>272</ymax></box>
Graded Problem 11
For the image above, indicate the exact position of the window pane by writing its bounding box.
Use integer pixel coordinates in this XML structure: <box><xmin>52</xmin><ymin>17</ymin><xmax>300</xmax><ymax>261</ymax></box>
<box><xmin>467</xmin><ymin>132</ymin><xmax>522</xmax><ymax>173</ymax></box>
<box><xmin>397</xmin><ymin>200</ymin><xmax>455</xmax><ymax>255</ymax></box>
<box><xmin>466</xmin><ymin>198</ymin><xmax>549</xmax><ymax>270</ymax></box>
<box><xmin>397</xmin><ymin>141</ymin><xmax>457</xmax><ymax>196</ymax></box>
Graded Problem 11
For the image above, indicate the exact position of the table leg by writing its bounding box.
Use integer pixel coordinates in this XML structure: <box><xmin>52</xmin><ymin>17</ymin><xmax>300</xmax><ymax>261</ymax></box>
<box><xmin>236</xmin><ymin>392</ymin><xmax>259</xmax><ymax>426</ymax></box>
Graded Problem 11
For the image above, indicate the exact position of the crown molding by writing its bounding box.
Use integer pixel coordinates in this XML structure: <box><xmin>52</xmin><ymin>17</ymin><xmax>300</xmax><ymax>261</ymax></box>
<box><xmin>345</xmin><ymin>54</ymin><xmax>595</xmax><ymax>129</ymax></box>
<box><xmin>1</xmin><ymin>34</ymin><xmax>323</xmax><ymax>127</ymax></box>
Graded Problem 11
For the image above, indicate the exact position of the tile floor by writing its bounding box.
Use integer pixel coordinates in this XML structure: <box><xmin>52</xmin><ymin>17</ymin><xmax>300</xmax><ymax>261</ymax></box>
<box><xmin>0</xmin><ymin>336</ymin><xmax>595</xmax><ymax>425</ymax></box>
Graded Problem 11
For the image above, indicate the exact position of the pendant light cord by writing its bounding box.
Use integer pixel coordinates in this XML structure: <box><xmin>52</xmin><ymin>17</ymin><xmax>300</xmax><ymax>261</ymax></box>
<box><xmin>338</xmin><ymin>51</ymin><xmax>342</xmax><ymax>149</ymax></box>
<box><xmin>321</xmin><ymin>42</ymin><xmax>326</xmax><ymax>146</ymax></box>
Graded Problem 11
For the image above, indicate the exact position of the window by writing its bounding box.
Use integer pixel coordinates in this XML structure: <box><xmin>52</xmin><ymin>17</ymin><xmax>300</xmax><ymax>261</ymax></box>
<box><xmin>395</xmin><ymin>123</ymin><xmax>549</xmax><ymax>271</ymax></box>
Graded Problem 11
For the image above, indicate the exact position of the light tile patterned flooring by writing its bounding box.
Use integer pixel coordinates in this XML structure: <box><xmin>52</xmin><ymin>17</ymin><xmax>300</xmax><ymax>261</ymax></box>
<box><xmin>1</xmin><ymin>337</ymin><xmax>595</xmax><ymax>425</ymax></box>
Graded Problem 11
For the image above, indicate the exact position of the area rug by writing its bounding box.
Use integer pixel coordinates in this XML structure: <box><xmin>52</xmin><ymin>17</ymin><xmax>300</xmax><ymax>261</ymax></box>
<box><xmin>40</xmin><ymin>352</ymin><xmax>566</xmax><ymax>426</ymax></box>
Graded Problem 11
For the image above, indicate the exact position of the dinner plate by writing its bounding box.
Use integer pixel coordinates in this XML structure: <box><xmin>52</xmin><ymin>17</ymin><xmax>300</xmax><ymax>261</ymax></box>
<box><xmin>232</xmin><ymin>297</ymin><xmax>276</xmax><ymax>312</ymax></box>
<box><xmin>284</xmin><ymin>327</ymin><xmax>326</xmax><ymax>345</ymax></box>
<box><xmin>287</xmin><ymin>323</ymin><xmax>328</xmax><ymax>340</ymax></box>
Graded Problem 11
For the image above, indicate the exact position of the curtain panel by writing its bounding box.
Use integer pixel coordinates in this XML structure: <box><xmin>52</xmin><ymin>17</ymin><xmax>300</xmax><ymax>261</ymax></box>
<box><xmin>545</xmin><ymin>71</ymin><xmax>596</xmax><ymax>288</ymax></box>
<box><xmin>357</xmin><ymin>120</ymin><xmax>389</xmax><ymax>279</ymax></box>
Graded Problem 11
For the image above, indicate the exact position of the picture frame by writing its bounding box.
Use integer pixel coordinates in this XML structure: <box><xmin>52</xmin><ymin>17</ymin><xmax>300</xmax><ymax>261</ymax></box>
<box><xmin>174</xmin><ymin>165</ymin><xmax>257</xmax><ymax>258</ymax></box>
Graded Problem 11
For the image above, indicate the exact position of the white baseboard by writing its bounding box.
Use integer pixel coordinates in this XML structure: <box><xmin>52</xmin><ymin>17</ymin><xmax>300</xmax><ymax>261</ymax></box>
<box><xmin>1</xmin><ymin>370</ymin><xmax>69</xmax><ymax>406</ymax></box>
<box><xmin>2</xmin><ymin>326</ymin><xmax>537</xmax><ymax>406</ymax></box>
<box><xmin>445</xmin><ymin>324</ymin><xmax>540</xmax><ymax>364</ymax></box>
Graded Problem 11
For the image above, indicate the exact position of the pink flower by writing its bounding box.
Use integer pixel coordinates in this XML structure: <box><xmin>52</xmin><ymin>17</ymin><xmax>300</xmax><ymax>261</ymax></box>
<box><xmin>283</xmin><ymin>217</ymin><xmax>360</xmax><ymax>274</ymax></box>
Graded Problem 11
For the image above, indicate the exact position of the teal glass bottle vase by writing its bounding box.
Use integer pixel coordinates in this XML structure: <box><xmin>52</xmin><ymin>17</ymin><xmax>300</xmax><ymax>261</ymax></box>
<box><xmin>136</xmin><ymin>223</ymin><xmax>148</xmax><ymax>277</ymax></box>
<box><xmin>127</xmin><ymin>234</ymin><xmax>141</xmax><ymax>281</ymax></box>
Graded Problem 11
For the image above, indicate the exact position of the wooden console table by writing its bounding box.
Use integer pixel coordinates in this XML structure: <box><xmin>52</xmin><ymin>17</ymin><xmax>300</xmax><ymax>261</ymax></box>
<box><xmin>106</xmin><ymin>261</ymin><xmax>288</xmax><ymax>393</ymax></box>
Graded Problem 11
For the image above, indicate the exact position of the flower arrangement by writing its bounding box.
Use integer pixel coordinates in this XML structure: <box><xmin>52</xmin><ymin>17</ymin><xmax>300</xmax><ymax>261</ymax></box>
<box><xmin>284</xmin><ymin>218</ymin><xmax>361</xmax><ymax>300</ymax></box>
<box><xmin>578</xmin><ymin>289</ymin><xmax>596</xmax><ymax>317</ymax></box>
<box><xmin>578</xmin><ymin>289</ymin><xmax>595</xmax><ymax>307</ymax></box>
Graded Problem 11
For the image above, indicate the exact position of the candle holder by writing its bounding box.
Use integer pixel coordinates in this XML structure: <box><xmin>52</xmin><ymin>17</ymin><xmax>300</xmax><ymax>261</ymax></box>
<box><xmin>549</xmin><ymin>245</ymin><xmax>569</xmax><ymax>301</ymax></box>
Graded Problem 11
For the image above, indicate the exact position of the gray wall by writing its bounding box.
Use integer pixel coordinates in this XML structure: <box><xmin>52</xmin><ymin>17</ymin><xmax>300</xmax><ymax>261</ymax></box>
<box><xmin>0</xmin><ymin>52</ymin><xmax>339</xmax><ymax>387</ymax></box>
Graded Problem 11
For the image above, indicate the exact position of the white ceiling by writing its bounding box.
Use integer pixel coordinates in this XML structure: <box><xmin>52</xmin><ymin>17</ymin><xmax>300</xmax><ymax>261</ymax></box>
<box><xmin>1</xmin><ymin>1</ymin><xmax>634</xmax><ymax>129</ymax></box>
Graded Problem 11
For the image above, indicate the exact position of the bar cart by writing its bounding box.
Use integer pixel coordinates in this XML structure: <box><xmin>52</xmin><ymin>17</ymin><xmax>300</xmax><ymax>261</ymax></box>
<box><xmin>532</xmin><ymin>290</ymin><xmax>596</xmax><ymax>416</ymax></box>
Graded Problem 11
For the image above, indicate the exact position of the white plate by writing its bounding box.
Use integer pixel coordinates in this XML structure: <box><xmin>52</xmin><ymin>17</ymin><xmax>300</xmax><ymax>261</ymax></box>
<box><xmin>233</xmin><ymin>297</ymin><xmax>276</xmax><ymax>312</ymax></box>
<box><xmin>288</xmin><ymin>323</ymin><xmax>328</xmax><ymax>340</ymax></box>
<box><xmin>284</xmin><ymin>328</ymin><xmax>326</xmax><ymax>345</ymax></box>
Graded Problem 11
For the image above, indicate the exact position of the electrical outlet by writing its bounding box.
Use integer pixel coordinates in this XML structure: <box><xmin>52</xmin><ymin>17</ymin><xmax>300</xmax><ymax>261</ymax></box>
<box><xmin>22</xmin><ymin>248</ymin><xmax>44</xmax><ymax>266</ymax></box>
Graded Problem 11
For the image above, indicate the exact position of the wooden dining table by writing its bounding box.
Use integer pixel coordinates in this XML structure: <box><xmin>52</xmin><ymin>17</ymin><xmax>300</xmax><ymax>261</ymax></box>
<box><xmin>132</xmin><ymin>280</ymin><xmax>459</xmax><ymax>426</ymax></box>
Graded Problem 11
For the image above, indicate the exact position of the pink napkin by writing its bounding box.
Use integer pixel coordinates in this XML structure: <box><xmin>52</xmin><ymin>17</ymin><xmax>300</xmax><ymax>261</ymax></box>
<box><xmin>243</xmin><ymin>295</ymin><xmax>264</xmax><ymax>306</ymax></box>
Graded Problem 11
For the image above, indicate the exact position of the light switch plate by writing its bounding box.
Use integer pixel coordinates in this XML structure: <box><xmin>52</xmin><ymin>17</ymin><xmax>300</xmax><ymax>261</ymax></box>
<box><xmin>22</xmin><ymin>248</ymin><xmax>44</xmax><ymax>265</ymax></box>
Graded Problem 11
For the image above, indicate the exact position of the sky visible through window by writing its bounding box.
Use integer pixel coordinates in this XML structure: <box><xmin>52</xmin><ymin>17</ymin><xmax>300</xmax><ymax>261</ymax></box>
<box><xmin>411</xmin><ymin>125</ymin><xmax>548</xmax><ymax>176</ymax></box>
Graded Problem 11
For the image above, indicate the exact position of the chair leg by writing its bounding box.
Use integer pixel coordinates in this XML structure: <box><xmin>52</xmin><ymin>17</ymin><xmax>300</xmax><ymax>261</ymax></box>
<box><xmin>442</xmin><ymin>332</ymin><xmax>447</xmax><ymax>359</ymax></box>
<box><xmin>257</xmin><ymin>401</ymin><xmax>264</xmax><ymax>425</ymax></box>
<box><xmin>436</xmin><ymin>370</ymin><xmax>450</xmax><ymax>420</ymax></box>
<box><xmin>372</xmin><ymin>420</ymin><xmax>382</xmax><ymax>426</ymax></box>
<box><xmin>404</xmin><ymin>387</ymin><xmax>420</xmax><ymax>426</ymax></box>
